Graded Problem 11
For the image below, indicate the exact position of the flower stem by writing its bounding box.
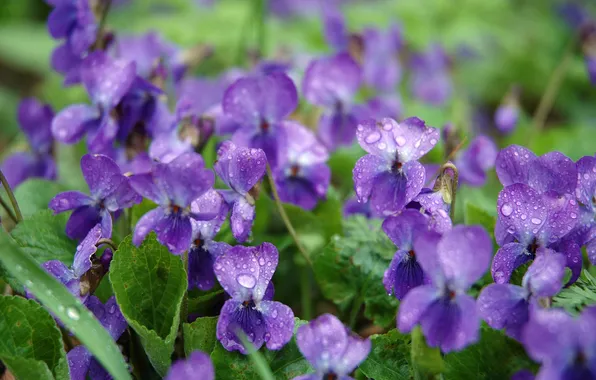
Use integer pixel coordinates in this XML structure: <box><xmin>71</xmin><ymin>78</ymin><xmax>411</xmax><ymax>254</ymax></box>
<box><xmin>96</xmin><ymin>238</ymin><xmax>118</xmax><ymax>251</ymax></box>
<box><xmin>0</xmin><ymin>169</ymin><xmax>22</xmax><ymax>223</ymax></box>
<box><xmin>179</xmin><ymin>250</ymin><xmax>189</xmax><ymax>353</ymax></box>
<box><xmin>348</xmin><ymin>295</ymin><xmax>364</xmax><ymax>330</ymax></box>
<box><xmin>529</xmin><ymin>38</ymin><xmax>575</xmax><ymax>144</ymax></box>
<box><xmin>300</xmin><ymin>265</ymin><xmax>312</xmax><ymax>320</ymax></box>
<box><xmin>0</xmin><ymin>195</ymin><xmax>17</xmax><ymax>224</ymax></box>
<box><xmin>266</xmin><ymin>165</ymin><xmax>313</xmax><ymax>266</ymax></box>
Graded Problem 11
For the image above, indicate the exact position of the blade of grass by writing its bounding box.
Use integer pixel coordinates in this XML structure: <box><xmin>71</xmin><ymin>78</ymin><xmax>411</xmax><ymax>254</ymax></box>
<box><xmin>0</xmin><ymin>230</ymin><xmax>131</xmax><ymax>380</ymax></box>
<box><xmin>236</xmin><ymin>330</ymin><xmax>275</xmax><ymax>380</ymax></box>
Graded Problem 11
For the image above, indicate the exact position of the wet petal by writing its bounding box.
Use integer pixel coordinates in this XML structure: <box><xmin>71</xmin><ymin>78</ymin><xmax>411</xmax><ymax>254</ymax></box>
<box><xmin>166</xmin><ymin>351</ymin><xmax>215</xmax><ymax>380</ymax></box>
<box><xmin>497</xmin><ymin>183</ymin><xmax>546</xmax><ymax>245</ymax></box>
<box><xmin>260</xmin><ymin>300</ymin><xmax>295</xmax><ymax>350</ymax></box>
<box><xmin>412</xmin><ymin>231</ymin><xmax>444</xmax><ymax>285</ymax></box>
<box><xmin>383</xmin><ymin>250</ymin><xmax>427</xmax><ymax>300</ymax></box>
<box><xmin>496</xmin><ymin>145</ymin><xmax>535</xmax><ymax>187</ymax></box>
<box><xmin>522</xmin><ymin>251</ymin><xmax>565</xmax><ymax>298</ymax></box>
<box><xmin>51</xmin><ymin>104</ymin><xmax>98</xmax><ymax>144</ymax></box>
<box><xmin>437</xmin><ymin>225</ymin><xmax>492</xmax><ymax>289</ymax></box>
<box><xmin>369</xmin><ymin>161</ymin><xmax>425</xmax><ymax>216</ymax></box>
<box><xmin>576</xmin><ymin>156</ymin><xmax>596</xmax><ymax>207</ymax></box>
<box><xmin>216</xmin><ymin>299</ymin><xmax>267</xmax><ymax>354</ymax></box>
<box><xmin>214</xmin><ymin>243</ymin><xmax>278</xmax><ymax>303</ymax></box>
<box><xmin>392</xmin><ymin>117</ymin><xmax>439</xmax><ymax>162</ymax></box>
<box><xmin>353</xmin><ymin>154</ymin><xmax>389</xmax><ymax>203</ymax></box>
<box><xmin>188</xmin><ymin>246</ymin><xmax>217</xmax><ymax>291</ymax></box>
<box><xmin>67</xmin><ymin>345</ymin><xmax>92</xmax><ymax>380</ymax></box>
<box><xmin>80</xmin><ymin>51</ymin><xmax>136</xmax><ymax>108</ymax></box>
<box><xmin>333</xmin><ymin>334</ymin><xmax>371</xmax><ymax>376</ymax></box>
<box><xmin>155</xmin><ymin>214</ymin><xmax>193</xmax><ymax>254</ymax></box>
<box><xmin>17</xmin><ymin>98</ymin><xmax>54</xmax><ymax>153</ymax></box>
<box><xmin>66</xmin><ymin>205</ymin><xmax>102</xmax><ymax>241</ymax></box>
<box><xmin>522</xmin><ymin>307</ymin><xmax>574</xmax><ymax>363</ymax></box>
<box><xmin>214</xmin><ymin>141</ymin><xmax>267</xmax><ymax>195</ymax></box>
<box><xmin>129</xmin><ymin>173</ymin><xmax>168</xmax><ymax>205</ymax></box>
<box><xmin>133</xmin><ymin>207</ymin><xmax>166</xmax><ymax>247</ymax></box>
<box><xmin>382</xmin><ymin>209</ymin><xmax>428</xmax><ymax>249</ymax></box>
<box><xmin>80</xmin><ymin>154</ymin><xmax>126</xmax><ymax>200</ymax></box>
<box><xmin>557</xmin><ymin>240</ymin><xmax>583</xmax><ymax>286</ymax></box>
<box><xmin>491</xmin><ymin>242</ymin><xmax>533</xmax><ymax>284</ymax></box>
<box><xmin>539</xmin><ymin>192</ymin><xmax>579</xmax><ymax>244</ymax></box>
<box><xmin>42</xmin><ymin>260</ymin><xmax>79</xmax><ymax>297</ymax></box>
<box><xmin>398</xmin><ymin>285</ymin><xmax>440</xmax><ymax>333</ymax></box>
<box><xmin>49</xmin><ymin>191</ymin><xmax>93</xmax><ymax>213</ymax></box>
<box><xmin>72</xmin><ymin>224</ymin><xmax>102</xmax><ymax>277</ymax></box>
<box><xmin>296</xmin><ymin>313</ymin><xmax>348</xmax><ymax>372</ymax></box>
<box><xmin>190</xmin><ymin>190</ymin><xmax>229</xmax><ymax>240</ymax></box>
<box><xmin>355</xmin><ymin>118</ymin><xmax>398</xmax><ymax>162</ymax></box>
<box><xmin>477</xmin><ymin>283</ymin><xmax>529</xmax><ymax>340</ymax></box>
<box><xmin>230</xmin><ymin>197</ymin><xmax>255</xmax><ymax>243</ymax></box>
<box><xmin>455</xmin><ymin>135</ymin><xmax>498</xmax><ymax>187</ymax></box>
<box><xmin>528</xmin><ymin>151</ymin><xmax>577</xmax><ymax>195</ymax></box>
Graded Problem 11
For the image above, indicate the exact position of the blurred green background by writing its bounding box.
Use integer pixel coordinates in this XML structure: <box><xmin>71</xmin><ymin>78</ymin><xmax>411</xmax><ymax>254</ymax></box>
<box><xmin>0</xmin><ymin>0</ymin><xmax>595</xmax><ymax>160</ymax></box>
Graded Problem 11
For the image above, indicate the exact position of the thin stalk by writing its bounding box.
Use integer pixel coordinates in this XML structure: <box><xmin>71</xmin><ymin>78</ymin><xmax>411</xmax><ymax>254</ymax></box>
<box><xmin>299</xmin><ymin>265</ymin><xmax>312</xmax><ymax>320</ymax></box>
<box><xmin>529</xmin><ymin>38</ymin><xmax>575</xmax><ymax>144</ymax></box>
<box><xmin>266</xmin><ymin>165</ymin><xmax>312</xmax><ymax>266</ymax></box>
<box><xmin>179</xmin><ymin>250</ymin><xmax>189</xmax><ymax>355</ymax></box>
<box><xmin>96</xmin><ymin>238</ymin><xmax>118</xmax><ymax>251</ymax></box>
<box><xmin>91</xmin><ymin>0</ymin><xmax>112</xmax><ymax>50</ymax></box>
<box><xmin>0</xmin><ymin>195</ymin><xmax>17</xmax><ymax>224</ymax></box>
<box><xmin>348</xmin><ymin>295</ymin><xmax>364</xmax><ymax>330</ymax></box>
<box><xmin>0</xmin><ymin>169</ymin><xmax>22</xmax><ymax>222</ymax></box>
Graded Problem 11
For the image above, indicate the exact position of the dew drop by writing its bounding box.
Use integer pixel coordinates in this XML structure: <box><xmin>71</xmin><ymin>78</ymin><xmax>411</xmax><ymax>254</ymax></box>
<box><xmin>430</xmin><ymin>138</ymin><xmax>437</xmax><ymax>145</ymax></box>
<box><xmin>377</xmin><ymin>142</ymin><xmax>387</xmax><ymax>150</ymax></box>
<box><xmin>236</xmin><ymin>274</ymin><xmax>256</xmax><ymax>289</ymax></box>
<box><xmin>66</xmin><ymin>307</ymin><xmax>80</xmax><ymax>321</ymax></box>
<box><xmin>258</xmin><ymin>257</ymin><xmax>266</xmax><ymax>266</ymax></box>
<box><xmin>382</xmin><ymin>123</ymin><xmax>392</xmax><ymax>131</ymax></box>
<box><xmin>395</xmin><ymin>135</ymin><xmax>406</xmax><ymax>146</ymax></box>
<box><xmin>531</xmin><ymin>218</ymin><xmax>542</xmax><ymax>225</ymax></box>
<box><xmin>500</xmin><ymin>203</ymin><xmax>513</xmax><ymax>217</ymax></box>
<box><xmin>364</xmin><ymin>132</ymin><xmax>381</xmax><ymax>144</ymax></box>
<box><xmin>570</xmin><ymin>213</ymin><xmax>577</xmax><ymax>219</ymax></box>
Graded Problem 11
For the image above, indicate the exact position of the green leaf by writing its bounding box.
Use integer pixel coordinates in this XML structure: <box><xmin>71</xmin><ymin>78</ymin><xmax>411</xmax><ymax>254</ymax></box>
<box><xmin>210</xmin><ymin>318</ymin><xmax>313</xmax><ymax>380</ymax></box>
<box><xmin>13</xmin><ymin>179</ymin><xmax>66</xmax><ymax>218</ymax></box>
<box><xmin>444</xmin><ymin>325</ymin><xmax>537</xmax><ymax>380</ymax></box>
<box><xmin>554</xmin><ymin>270</ymin><xmax>596</xmax><ymax>315</ymax></box>
<box><xmin>0</xmin><ymin>296</ymin><xmax>69</xmax><ymax>380</ymax></box>
<box><xmin>0</xmin><ymin>230</ymin><xmax>131</xmax><ymax>380</ymax></box>
<box><xmin>55</xmin><ymin>141</ymin><xmax>88</xmax><ymax>192</ymax></box>
<box><xmin>237</xmin><ymin>332</ymin><xmax>275</xmax><ymax>380</ymax></box>
<box><xmin>312</xmin><ymin>216</ymin><xmax>398</xmax><ymax>327</ymax></box>
<box><xmin>359</xmin><ymin>330</ymin><xmax>412</xmax><ymax>380</ymax></box>
<box><xmin>10</xmin><ymin>210</ymin><xmax>78</xmax><ymax>264</ymax></box>
<box><xmin>411</xmin><ymin>327</ymin><xmax>444</xmax><ymax>378</ymax></box>
<box><xmin>463</xmin><ymin>202</ymin><xmax>496</xmax><ymax>241</ymax></box>
<box><xmin>187</xmin><ymin>288</ymin><xmax>224</xmax><ymax>317</ymax></box>
<box><xmin>183</xmin><ymin>316</ymin><xmax>218</xmax><ymax>356</ymax></box>
<box><xmin>109</xmin><ymin>234</ymin><xmax>187</xmax><ymax>376</ymax></box>
<box><xmin>1</xmin><ymin>356</ymin><xmax>55</xmax><ymax>380</ymax></box>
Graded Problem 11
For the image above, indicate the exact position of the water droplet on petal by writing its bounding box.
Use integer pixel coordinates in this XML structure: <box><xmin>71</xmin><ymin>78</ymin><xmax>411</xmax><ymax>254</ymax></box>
<box><xmin>236</xmin><ymin>274</ymin><xmax>256</xmax><ymax>289</ymax></box>
<box><xmin>531</xmin><ymin>218</ymin><xmax>542</xmax><ymax>225</ymax></box>
<box><xmin>395</xmin><ymin>136</ymin><xmax>406</xmax><ymax>146</ymax></box>
<box><xmin>501</xmin><ymin>203</ymin><xmax>513</xmax><ymax>216</ymax></box>
<box><xmin>365</xmin><ymin>131</ymin><xmax>381</xmax><ymax>144</ymax></box>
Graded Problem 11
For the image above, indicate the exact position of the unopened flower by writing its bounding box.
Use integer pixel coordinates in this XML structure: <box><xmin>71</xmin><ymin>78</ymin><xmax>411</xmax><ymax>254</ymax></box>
<box><xmin>215</xmin><ymin>243</ymin><xmax>294</xmax><ymax>354</ymax></box>
<box><xmin>494</xmin><ymin>86</ymin><xmax>521</xmax><ymax>134</ymax></box>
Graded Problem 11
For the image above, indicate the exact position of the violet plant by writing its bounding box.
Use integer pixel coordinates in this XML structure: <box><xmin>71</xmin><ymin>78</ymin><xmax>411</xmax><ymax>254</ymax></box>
<box><xmin>0</xmin><ymin>1</ymin><xmax>595</xmax><ymax>380</ymax></box>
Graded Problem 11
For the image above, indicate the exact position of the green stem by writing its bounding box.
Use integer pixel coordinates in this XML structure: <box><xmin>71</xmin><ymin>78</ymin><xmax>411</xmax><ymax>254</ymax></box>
<box><xmin>96</xmin><ymin>238</ymin><xmax>118</xmax><ymax>251</ymax></box>
<box><xmin>300</xmin><ymin>265</ymin><xmax>312</xmax><ymax>320</ymax></box>
<box><xmin>179</xmin><ymin>250</ymin><xmax>189</xmax><ymax>356</ymax></box>
<box><xmin>0</xmin><ymin>195</ymin><xmax>17</xmax><ymax>224</ymax></box>
<box><xmin>528</xmin><ymin>38</ymin><xmax>575</xmax><ymax>144</ymax></box>
<box><xmin>0</xmin><ymin>169</ymin><xmax>22</xmax><ymax>222</ymax></box>
<box><xmin>348</xmin><ymin>295</ymin><xmax>364</xmax><ymax>330</ymax></box>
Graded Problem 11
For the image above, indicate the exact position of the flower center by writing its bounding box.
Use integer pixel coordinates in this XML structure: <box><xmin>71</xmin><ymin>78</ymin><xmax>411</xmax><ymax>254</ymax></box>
<box><xmin>391</xmin><ymin>161</ymin><xmax>403</xmax><ymax>174</ymax></box>
<box><xmin>324</xmin><ymin>373</ymin><xmax>338</xmax><ymax>380</ymax></box>
<box><xmin>527</xmin><ymin>239</ymin><xmax>539</xmax><ymax>255</ymax></box>
<box><xmin>194</xmin><ymin>238</ymin><xmax>202</xmax><ymax>247</ymax></box>
<box><xmin>448</xmin><ymin>290</ymin><xmax>457</xmax><ymax>299</ymax></box>
<box><xmin>290</xmin><ymin>164</ymin><xmax>300</xmax><ymax>177</ymax></box>
<box><xmin>408</xmin><ymin>250</ymin><xmax>415</xmax><ymax>258</ymax></box>
<box><xmin>260</xmin><ymin>119</ymin><xmax>270</xmax><ymax>132</ymax></box>
<box><xmin>242</xmin><ymin>300</ymin><xmax>256</xmax><ymax>308</ymax></box>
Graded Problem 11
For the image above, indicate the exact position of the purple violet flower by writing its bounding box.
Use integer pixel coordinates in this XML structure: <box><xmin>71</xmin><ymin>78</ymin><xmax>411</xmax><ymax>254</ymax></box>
<box><xmin>522</xmin><ymin>306</ymin><xmax>596</xmax><ymax>379</ymax></box>
<box><xmin>188</xmin><ymin>190</ymin><xmax>231</xmax><ymax>291</ymax></box>
<box><xmin>273</xmin><ymin>122</ymin><xmax>330</xmax><ymax>210</ymax></box>
<box><xmin>492</xmin><ymin>183</ymin><xmax>580</xmax><ymax>284</ymax></box>
<box><xmin>496</xmin><ymin>145</ymin><xmax>578</xmax><ymax>195</ymax></box>
<box><xmin>222</xmin><ymin>72</ymin><xmax>298</xmax><ymax>168</ymax></box>
<box><xmin>342</xmin><ymin>195</ymin><xmax>373</xmax><ymax>219</ymax></box>
<box><xmin>51</xmin><ymin>51</ymin><xmax>136</xmax><ymax>152</ymax></box>
<box><xmin>293</xmin><ymin>313</ymin><xmax>371</xmax><ymax>380</ymax></box>
<box><xmin>494</xmin><ymin>86</ymin><xmax>521</xmax><ymax>134</ymax></box>
<box><xmin>353</xmin><ymin>117</ymin><xmax>439</xmax><ymax>217</ymax></box>
<box><xmin>35</xmin><ymin>224</ymin><xmax>103</xmax><ymax>302</ymax></box>
<box><xmin>214</xmin><ymin>243</ymin><xmax>295</xmax><ymax>354</ymax></box>
<box><xmin>383</xmin><ymin>210</ymin><xmax>433</xmax><ymax>300</ymax></box>
<box><xmin>398</xmin><ymin>225</ymin><xmax>492</xmax><ymax>352</ymax></box>
<box><xmin>362</xmin><ymin>23</ymin><xmax>402</xmax><ymax>92</ymax></box>
<box><xmin>477</xmin><ymin>253</ymin><xmax>566</xmax><ymax>340</ymax></box>
<box><xmin>353</xmin><ymin>93</ymin><xmax>402</xmax><ymax>122</ymax></box>
<box><xmin>454</xmin><ymin>135</ymin><xmax>498</xmax><ymax>187</ymax></box>
<box><xmin>581</xmin><ymin>23</ymin><xmax>596</xmax><ymax>85</ymax></box>
<box><xmin>214</xmin><ymin>141</ymin><xmax>267</xmax><ymax>242</ymax></box>
<box><xmin>51</xmin><ymin>42</ymin><xmax>84</xmax><ymax>85</ymax></box>
<box><xmin>49</xmin><ymin>154</ymin><xmax>141</xmax><ymax>240</ymax></box>
<box><xmin>130</xmin><ymin>152</ymin><xmax>216</xmax><ymax>254</ymax></box>
<box><xmin>47</xmin><ymin>0</ymin><xmax>97</xmax><ymax>55</ymax></box>
<box><xmin>302</xmin><ymin>52</ymin><xmax>362</xmax><ymax>150</ymax></box>
<box><xmin>322</xmin><ymin>3</ymin><xmax>348</xmax><ymax>51</ymax></box>
<box><xmin>166</xmin><ymin>351</ymin><xmax>214</xmax><ymax>380</ymax></box>
<box><xmin>573</xmin><ymin>155</ymin><xmax>596</xmax><ymax>264</ymax></box>
<box><xmin>409</xmin><ymin>44</ymin><xmax>452</xmax><ymax>106</ymax></box>
<box><xmin>1</xmin><ymin>98</ymin><xmax>56</xmax><ymax>188</ymax></box>
<box><xmin>67</xmin><ymin>296</ymin><xmax>128</xmax><ymax>380</ymax></box>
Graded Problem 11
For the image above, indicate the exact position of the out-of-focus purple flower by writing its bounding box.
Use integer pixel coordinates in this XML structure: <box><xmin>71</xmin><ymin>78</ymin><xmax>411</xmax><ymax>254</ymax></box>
<box><xmin>398</xmin><ymin>225</ymin><xmax>492</xmax><ymax>352</ymax></box>
<box><xmin>148</xmin><ymin>101</ymin><xmax>193</xmax><ymax>163</ymax></box>
<box><xmin>115</xmin><ymin>32</ymin><xmax>170</xmax><ymax>79</ymax></box>
<box><xmin>491</xmin><ymin>183</ymin><xmax>580</xmax><ymax>284</ymax></box>
<box><xmin>510</xmin><ymin>369</ymin><xmax>535</xmax><ymax>380</ymax></box>
<box><xmin>293</xmin><ymin>313</ymin><xmax>371</xmax><ymax>380</ymax></box>
<box><xmin>494</xmin><ymin>86</ymin><xmax>521</xmax><ymax>134</ymax></box>
<box><xmin>51</xmin><ymin>42</ymin><xmax>84</xmax><ymax>86</ymax></box>
<box><xmin>35</xmin><ymin>224</ymin><xmax>103</xmax><ymax>302</ymax></box>
<box><xmin>582</xmin><ymin>23</ymin><xmax>596</xmax><ymax>85</ymax></box>
<box><xmin>522</xmin><ymin>306</ymin><xmax>596</xmax><ymax>379</ymax></box>
<box><xmin>188</xmin><ymin>190</ymin><xmax>230</xmax><ymax>291</ymax></box>
<box><xmin>116</xmin><ymin>76</ymin><xmax>163</xmax><ymax>143</ymax></box>
<box><xmin>1</xmin><ymin>98</ymin><xmax>56</xmax><ymax>188</ymax></box>
<box><xmin>409</xmin><ymin>44</ymin><xmax>452</xmax><ymax>106</ymax></box>
<box><xmin>273</xmin><ymin>122</ymin><xmax>330</xmax><ymax>210</ymax></box>
<box><xmin>47</xmin><ymin>0</ymin><xmax>97</xmax><ymax>55</ymax></box>
<box><xmin>573</xmin><ymin>156</ymin><xmax>596</xmax><ymax>264</ymax></box>
<box><xmin>215</xmin><ymin>243</ymin><xmax>294</xmax><ymax>354</ymax></box>
<box><xmin>222</xmin><ymin>73</ymin><xmax>298</xmax><ymax>168</ymax></box>
<box><xmin>51</xmin><ymin>51</ymin><xmax>136</xmax><ymax>152</ymax></box>
<box><xmin>496</xmin><ymin>145</ymin><xmax>578</xmax><ymax>195</ymax></box>
<box><xmin>342</xmin><ymin>195</ymin><xmax>372</xmax><ymax>218</ymax></box>
<box><xmin>130</xmin><ymin>152</ymin><xmax>215</xmax><ymax>254</ymax></box>
<box><xmin>353</xmin><ymin>117</ymin><xmax>439</xmax><ymax>216</ymax></box>
<box><xmin>382</xmin><ymin>210</ymin><xmax>432</xmax><ymax>300</ymax></box>
<box><xmin>478</xmin><ymin>253</ymin><xmax>566</xmax><ymax>340</ymax></box>
<box><xmin>362</xmin><ymin>23</ymin><xmax>402</xmax><ymax>92</ymax></box>
<box><xmin>353</xmin><ymin>93</ymin><xmax>402</xmax><ymax>122</ymax></box>
<box><xmin>166</xmin><ymin>351</ymin><xmax>214</xmax><ymax>380</ymax></box>
<box><xmin>303</xmin><ymin>53</ymin><xmax>362</xmax><ymax>150</ymax></box>
<box><xmin>49</xmin><ymin>154</ymin><xmax>141</xmax><ymax>240</ymax></box>
<box><xmin>322</xmin><ymin>3</ymin><xmax>348</xmax><ymax>51</ymax></box>
<box><xmin>214</xmin><ymin>141</ymin><xmax>267</xmax><ymax>242</ymax></box>
<box><xmin>454</xmin><ymin>135</ymin><xmax>498</xmax><ymax>187</ymax></box>
<box><xmin>67</xmin><ymin>296</ymin><xmax>128</xmax><ymax>380</ymax></box>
